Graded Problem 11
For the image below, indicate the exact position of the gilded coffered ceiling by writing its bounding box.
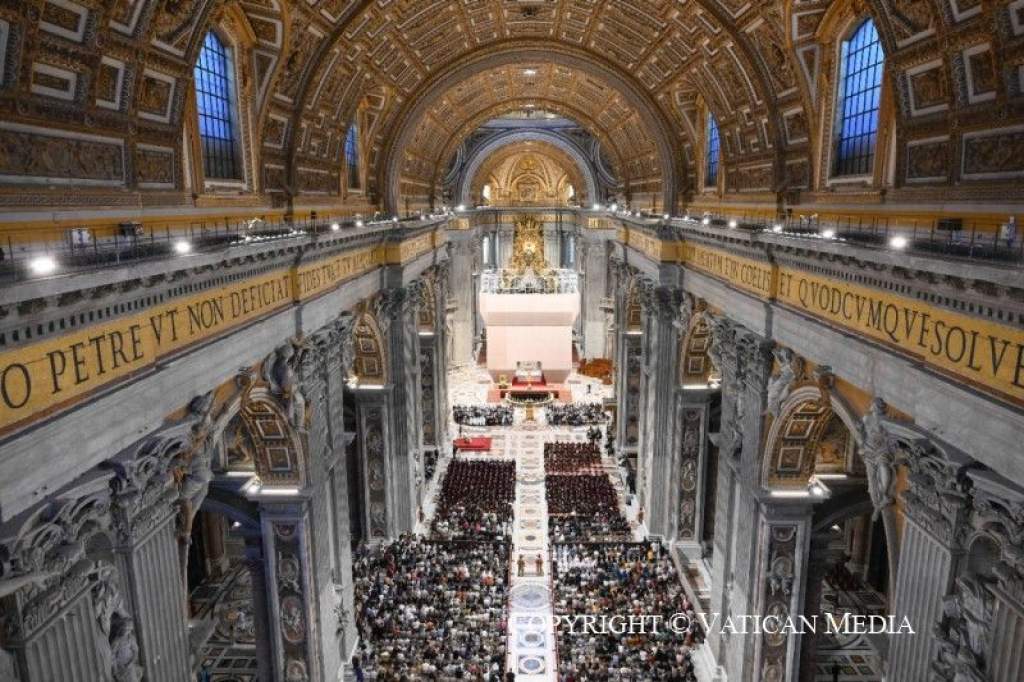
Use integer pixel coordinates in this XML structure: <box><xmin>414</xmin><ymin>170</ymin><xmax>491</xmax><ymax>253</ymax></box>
<box><xmin>0</xmin><ymin>0</ymin><xmax>1022</xmax><ymax>210</ymax></box>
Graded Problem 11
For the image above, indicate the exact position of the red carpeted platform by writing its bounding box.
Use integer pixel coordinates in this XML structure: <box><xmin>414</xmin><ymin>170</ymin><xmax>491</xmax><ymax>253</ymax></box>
<box><xmin>454</xmin><ymin>437</ymin><xmax>492</xmax><ymax>452</ymax></box>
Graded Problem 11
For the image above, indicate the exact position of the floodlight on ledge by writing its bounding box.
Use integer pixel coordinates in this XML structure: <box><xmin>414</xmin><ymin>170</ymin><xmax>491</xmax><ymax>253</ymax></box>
<box><xmin>769</xmin><ymin>489</ymin><xmax>812</xmax><ymax>498</ymax></box>
<box><xmin>330</xmin><ymin>222</ymin><xmax>341</xmax><ymax>231</ymax></box>
<box><xmin>456</xmin><ymin>204</ymin><xmax>466</xmax><ymax>212</ymax></box>
<box><xmin>592</xmin><ymin>203</ymin><xmax>602</xmax><ymax>211</ymax></box>
<box><xmin>355</xmin><ymin>220</ymin><xmax>364</xmax><ymax>228</ymax></box>
<box><xmin>173</xmin><ymin>240</ymin><xmax>192</xmax><ymax>255</ymax></box>
<box><xmin>889</xmin><ymin>235</ymin><xmax>909</xmax><ymax>250</ymax></box>
<box><xmin>523</xmin><ymin>68</ymin><xmax>538</xmax><ymax>76</ymax></box>
<box><xmin>29</xmin><ymin>255</ymin><xmax>58</xmax><ymax>275</ymax></box>
<box><xmin>702</xmin><ymin>217</ymin><xmax>711</xmax><ymax>226</ymax></box>
<box><xmin>772</xmin><ymin>224</ymin><xmax>783</xmax><ymax>233</ymax></box>
<box><xmin>258</xmin><ymin>486</ymin><xmax>301</xmax><ymax>496</ymax></box>
<box><xmin>821</xmin><ymin>229</ymin><xmax>836</xmax><ymax>239</ymax></box>
<box><xmin>663</xmin><ymin>214</ymin><xmax>670</xmax><ymax>220</ymax></box>
<box><xmin>728</xmin><ymin>220</ymin><xmax>738</xmax><ymax>229</ymax></box>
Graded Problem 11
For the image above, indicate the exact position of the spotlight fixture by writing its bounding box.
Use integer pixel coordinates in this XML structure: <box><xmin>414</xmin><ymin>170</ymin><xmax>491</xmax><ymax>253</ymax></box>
<box><xmin>772</xmin><ymin>224</ymin><xmax>783</xmax><ymax>233</ymax></box>
<box><xmin>330</xmin><ymin>222</ymin><xmax>340</xmax><ymax>232</ymax></box>
<box><xmin>702</xmin><ymin>217</ymin><xmax>711</xmax><ymax>226</ymax></box>
<box><xmin>592</xmin><ymin>203</ymin><xmax>602</xmax><ymax>211</ymax></box>
<box><xmin>356</xmin><ymin>220</ymin><xmax>364</xmax><ymax>228</ymax></box>
<box><xmin>728</xmin><ymin>220</ymin><xmax>738</xmax><ymax>229</ymax></box>
<box><xmin>456</xmin><ymin>204</ymin><xmax>466</xmax><ymax>212</ymax></box>
<box><xmin>173</xmin><ymin>240</ymin><xmax>192</xmax><ymax>255</ymax></box>
<box><xmin>523</xmin><ymin>68</ymin><xmax>537</xmax><ymax>76</ymax></box>
<box><xmin>663</xmin><ymin>214</ymin><xmax>670</xmax><ymax>220</ymax></box>
<box><xmin>392</xmin><ymin>217</ymin><xmax>399</xmax><ymax>223</ymax></box>
<box><xmin>29</xmin><ymin>255</ymin><xmax>57</xmax><ymax>275</ymax></box>
<box><xmin>890</xmin><ymin>235</ymin><xmax>909</xmax><ymax>250</ymax></box>
<box><xmin>821</xmin><ymin>229</ymin><xmax>836</xmax><ymax>239</ymax></box>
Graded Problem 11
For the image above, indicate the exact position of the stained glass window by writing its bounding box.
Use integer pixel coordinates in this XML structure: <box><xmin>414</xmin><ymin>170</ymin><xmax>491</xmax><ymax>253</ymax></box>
<box><xmin>194</xmin><ymin>32</ymin><xmax>241</xmax><ymax>180</ymax></box>
<box><xmin>346</xmin><ymin>124</ymin><xmax>361</xmax><ymax>189</ymax></box>
<box><xmin>834</xmin><ymin>19</ymin><xmax>884</xmax><ymax>177</ymax></box>
<box><xmin>706</xmin><ymin>113</ymin><xmax>720</xmax><ymax>188</ymax></box>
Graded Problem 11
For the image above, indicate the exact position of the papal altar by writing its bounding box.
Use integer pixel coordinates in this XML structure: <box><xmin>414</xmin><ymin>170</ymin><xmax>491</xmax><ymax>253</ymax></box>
<box><xmin>478</xmin><ymin>216</ymin><xmax>579</xmax><ymax>384</ymax></box>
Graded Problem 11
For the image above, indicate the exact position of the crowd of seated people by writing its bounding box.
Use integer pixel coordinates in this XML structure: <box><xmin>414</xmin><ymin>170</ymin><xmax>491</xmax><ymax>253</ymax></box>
<box><xmin>432</xmin><ymin>460</ymin><xmax>515</xmax><ymax>540</ymax></box>
<box><xmin>453</xmin><ymin>404</ymin><xmax>514</xmax><ymax>426</ymax></box>
<box><xmin>553</xmin><ymin>542</ymin><xmax>702</xmax><ymax>681</ymax></box>
<box><xmin>544</xmin><ymin>441</ymin><xmax>603</xmax><ymax>474</ymax></box>
<box><xmin>550</xmin><ymin>510</ymin><xmax>632</xmax><ymax>542</ymax></box>
<box><xmin>353</xmin><ymin>535</ymin><xmax>509</xmax><ymax>680</ymax></box>
<box><xmin>546</xmin><ymin>474</ymin><xmax>621</xmax><ymax>516</ymax></box>
<box><xmin>546</xmin><ymin>402</ymin><xmax>608</xmax><ymax>426</ymax></box>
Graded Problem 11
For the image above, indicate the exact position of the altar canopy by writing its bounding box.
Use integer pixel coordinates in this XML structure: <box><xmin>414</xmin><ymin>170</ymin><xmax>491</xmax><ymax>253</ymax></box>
<box><xmin>478</xmin><ymin>216</ymin><xmax>579</xmax><ymax>383</ymax></box>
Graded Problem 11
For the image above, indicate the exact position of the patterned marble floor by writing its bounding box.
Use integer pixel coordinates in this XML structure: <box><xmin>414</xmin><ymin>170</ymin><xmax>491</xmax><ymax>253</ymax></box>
<box><xmin>506</xmin><ymin>426</ymin><xmax>557</xmax><ymax>680</ymax></box>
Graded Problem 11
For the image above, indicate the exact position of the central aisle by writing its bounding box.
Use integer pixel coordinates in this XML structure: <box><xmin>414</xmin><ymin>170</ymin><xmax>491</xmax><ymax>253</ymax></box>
<box><xmin>506</xmin><ymin>423</ymin><xmax>557</xmax><ymax>680</ymax></box>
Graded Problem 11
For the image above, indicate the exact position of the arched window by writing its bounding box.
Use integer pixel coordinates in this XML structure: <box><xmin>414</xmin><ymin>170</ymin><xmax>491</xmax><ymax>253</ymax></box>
<box><xmin>482</xmin><ymin>183</ymin><xmax>492</xmax><ymax>202</ymax></box>
<box><xmin>345</xmin><ymin>124</ymin><xmax>361</xmax><ymax>190</ymax></box>
<box><xmin>705</xmin><ymin>113</ymin><xmax>720</xmax><ymax>188</ymax></box>
<box><xmin>834</xmin><ymin>19</ymin><xmax>884</xmax><ymax>177</ymax></box>
<box><xmin>194</xmin><ymin>32</ymin><xmax>241</xmax><ymax>181</ymax></box>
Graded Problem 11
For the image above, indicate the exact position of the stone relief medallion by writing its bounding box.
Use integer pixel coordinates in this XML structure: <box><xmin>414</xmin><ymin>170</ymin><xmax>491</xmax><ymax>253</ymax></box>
<box><xmin>285</xmin><ymin>658</ymin><xmax>308</xmax><ymax>682</ymax></box>
<box><xmin>761</xmin><ymin>661</ymin><xmax>783</xmax><ymax>682</ymax></box>
<box><xmin>764</xmin><ymin>602</ymin><xmax>789</xmax><ymax>648</ymax></box>
<box><xmin>278</xmin><ymin>556</ymin><xmax>301</xmax><ymax>591</ymax></box>
<box><xmin>274</xmin><ymin>524</ymin><xmax>296</xmax><ymax>541</ymax></box>
<box><xmin>280</xmin><ymin>595</ymin><xmax>306</xmax><ymax>644</ymax></box>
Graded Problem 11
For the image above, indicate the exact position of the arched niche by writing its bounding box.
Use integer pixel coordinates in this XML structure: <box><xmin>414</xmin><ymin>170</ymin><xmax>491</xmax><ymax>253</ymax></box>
<box><xmin>418</xmin><ymin>280</ymin><xmax>436</xmax><ymax>333</ymax></box>
<box><xmin>678</xmin><ymin>312</ymin><xmax>717</xmax><ymax>386</ymax></box>
<box><xmin>625</xmin><ymin>280</ymin><xmax>643</xmax><ymax>332</ymax></box>
<box><xmin>352</xmin><ymin>308</ymin><xmax>388</xmax><ymax>386</ymax></box>
<box><xmin>213</xmin><ymin>387</ymin><xmax>306</xmax><ymax>488</ymax></box>
<box><xmin>458</xmin><ymin>130</ymin><xmax>599</xmax><ymax>206</ymax></box>
<box><xmin>761</xmin><ymin>384</ymin><xmax>863</xmax><ymax>490</ymax></box>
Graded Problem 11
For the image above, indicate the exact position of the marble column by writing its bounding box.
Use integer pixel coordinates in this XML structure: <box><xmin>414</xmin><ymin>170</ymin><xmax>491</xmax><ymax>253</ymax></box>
<box><xmin>0</xmin><ymin>475</ymin><xmax>144</xmax><ymax>682</ymax></box>
<box><xmin>637</xmin><ymin>286</ymin><xmax>688</xmax><ymax>538</ymax></box>
<box><xmin>579</xmin><ymin>228</ymin><xmax>613</xmax><ymax>359</ymax></box>
<box><xmin>245</xmin><ymin>536</ymin><xmax>275</xmax><ymax>682</ymax></box>
<box><xmin>447</xmin><ymin>231</ymin><xmax>477</xmax><ymax>365</ymax></box>
<box><xmin>750</xmin><ymin>501</ymin><xmax>815</xmax><ymax>682</ymax></box>
<box><xmin>434</xmin><ymin>263</ymin><xmax>453</xmax><ymax>454</ymax></box>
<box><xmin>672</xmin><ymin>389</ymin><xmax>713</xmax><ymax>559</ymax></box>
<box><xmin>705</xmin><ymin>317</ymin><xmax>773</xmax><ymax>682</ymax></box>
<box><xmin>796</xmin><ymin>534</ymin><xmax>846</xmax><ymax>682</ymax></box>
<box><xmin>301</xmin><ymin>314</ymin><xmax>358</xmax><ymax>681</ymax></box>
<box><xmin>888</xmin><ymin>444</ymin><xmax>968</xmax><ymax>681</ymax></box>
<box><xmin>609</xmin><ymin>260</ymin><xmax>636</xmax><ymax>460</ymax></box>
<box><xmin>113</xmin><ymin>513</ymin><xmax>190</xmax><ymax>682</ymax></box>
<box><xmin>377</xmin><ymin>284</ymin><xmax>424</xmax><ymax>535</ymax></box>
<box><xmin>353</xmin><ymin>386</ymin><xmax>396</xmax><ymax>540</ymax></box>
<box><xmin>260</xmin><ymin>505</ymin><xmax>321</xmax><ymax>682</ymax></box>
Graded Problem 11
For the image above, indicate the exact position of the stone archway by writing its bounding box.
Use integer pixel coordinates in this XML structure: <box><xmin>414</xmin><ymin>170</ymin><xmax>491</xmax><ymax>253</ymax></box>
<box><xmin>457</xmin><ymin>130</ymin><xmax>599</xmax><ymax>206</ymax></box>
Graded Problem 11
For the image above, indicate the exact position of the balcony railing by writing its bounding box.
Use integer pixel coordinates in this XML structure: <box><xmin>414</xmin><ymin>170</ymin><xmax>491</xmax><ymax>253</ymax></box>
<box><xmin>676</xmin><ymin>212</ymin><xmax>1024</xmax><ymax>264</ymax></box>
<box><xmin>0</xmin><ymin>215</ymin><xmax>440</xmax><ymax>283</ymax></box>
<box><xmin>480</xmin><ymin>268</ymin><xmax>579</xmax><ymax>294</ymax></box>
